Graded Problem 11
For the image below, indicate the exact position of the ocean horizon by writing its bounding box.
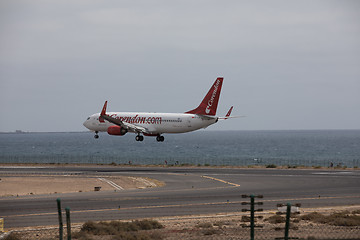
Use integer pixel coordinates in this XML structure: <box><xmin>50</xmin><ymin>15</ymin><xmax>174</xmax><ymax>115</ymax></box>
<box><xmin>1</xmin><ymin>130</ymin><xmax>359</xmax><ymax>167</ymax></box>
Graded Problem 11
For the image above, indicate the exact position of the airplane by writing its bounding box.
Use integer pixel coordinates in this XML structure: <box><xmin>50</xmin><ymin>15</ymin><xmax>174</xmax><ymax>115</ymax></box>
<box><xmin>83</xmin><ymin>77</ymin><xmax>236</xmax><ymax>142</ymax></box>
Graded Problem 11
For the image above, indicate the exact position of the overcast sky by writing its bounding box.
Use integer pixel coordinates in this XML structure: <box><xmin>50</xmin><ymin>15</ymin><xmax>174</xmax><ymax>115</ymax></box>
<box><xmin>1</xmin><ymin>0</ymin><xmax>359</xmax><ymax>132</ymax></box>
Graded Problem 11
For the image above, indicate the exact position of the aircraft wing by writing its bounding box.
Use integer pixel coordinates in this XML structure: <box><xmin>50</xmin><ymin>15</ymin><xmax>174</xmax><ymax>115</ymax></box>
<box><xmin>101</xmin><ymin>114</ymin><xmax>148</xmax><ymax>134</ymax></box>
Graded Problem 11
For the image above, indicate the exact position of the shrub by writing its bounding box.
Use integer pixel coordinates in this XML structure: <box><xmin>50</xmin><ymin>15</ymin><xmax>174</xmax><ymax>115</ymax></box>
<box><xmin>3</xmin><ymin>233</ymin><xmax>22</xmax><ymax>240</ymax></box>
<box><xmin>265</xmin><ymin>215</ymin><xmax>285</xmax><ymax>224</ymax></box>
<box><xmin>178</xmin><ymin>163</ymin><xmax>192</xmax><ymax>166</ymax></box>
<box><xmin>300</xmin><ymin>211</ymin><xmax>360</xmax><ymax>226</ymax></box>
<box><xmin>241</xmin><ymin>216</ymin><xmax>251</xmax><ymax>222</ymax></box>
<box><xmin>196</xmin><ymin>222</ymin><xmax>213</xmax><ymax>228</ymax></box>
<box><xmin>80</xmin><ymin>219</ymin><xmax>163</xmax><ymax>236</ymax></box>
<box><xmin>352</xmin><ymin>209</ymin><xmax>360</xmax><ymax>214</ymax></box>
<box><xmin>266</xmin><ymin>164</ymin><xmax>277</xmax><ymax>168</ymax></box>
<box><xmin>203</xmin><ymin>228</ymin><xmax>220</xmax><ymax>235</ymax></box>
<box><xmin>72</xmin><ymin>231</ymin><xmax>92</xmax><ymax>240</ymax></box>
<box><xmin>300</xmin><ymin>212</ymin><xmax>324</xmax><ymax>222</ymax></box>
<box><xmin>214</xmin><ymin>221</ymin><xmax>231</xmax><ymax>227</ymax></box>
<box><xmin>133</xmin><ymin>219</ymin><xmax>163</xmax><ymax>230</ymax></box>
<box><xmin>327</xmin><ymin>212</ymin><xmax>360</xmax><ymax>226</ymax></box>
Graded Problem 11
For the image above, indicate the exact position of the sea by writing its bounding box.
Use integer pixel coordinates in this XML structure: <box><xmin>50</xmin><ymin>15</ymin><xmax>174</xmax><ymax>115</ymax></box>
<box><xmin>0</xmin><ymin>130</ymin><xmax>359</xmax><ymax>167</ymax></box>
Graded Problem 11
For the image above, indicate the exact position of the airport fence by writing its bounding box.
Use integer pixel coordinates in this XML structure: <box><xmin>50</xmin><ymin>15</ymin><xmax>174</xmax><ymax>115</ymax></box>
<box><xmin>52</xmin><ymin>198</ymin><xmax>359</xmax><ymax>240</ymax></box>
<box><xmin>238</xmin><ymin>198</ymin><xmax>360</xmax><ymax>240</ymax></box>
<box><xmin>5</xmin><ymin>199</ymin><xmax>359</xmax><ymax>240</ymax></box>
<box><xmin>1</xmin><ymin>154</ymin><xmax>360</xmax><ymax>168</ymax></box>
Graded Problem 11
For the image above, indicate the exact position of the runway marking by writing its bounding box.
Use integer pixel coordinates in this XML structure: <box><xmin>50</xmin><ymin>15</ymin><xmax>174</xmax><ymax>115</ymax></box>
<box><xmin>98</xmin><ymin>178</ymin><xmax>124</xmax><ymax>190</ymax></box>
<box><xmin>88</xmin><ymin>197</ymin><xmax>160</xmax><ymax>201</ymax></box>
<box><xmin>3</xmin><ymin>195</ymin><xmax>360</xmax><ymax>218</ymax></box>
<box><xmin>201</xmin><ymin>175</ymin><xmax>240</xmax><ymax>187</ymax></box>
<box><xmin>312</xmin><ymin>171</ymin><xmax>355</xmax><ymax>175</ymax></box>
<box><xmin>132</xmin><ymin>177</ymin><xmax>157</xmax><ymax>187</ymax></box>
<box><xmin>262</xmin><ymin>195</ymin><xmax>360</xmax><ymax>203</ymax></box>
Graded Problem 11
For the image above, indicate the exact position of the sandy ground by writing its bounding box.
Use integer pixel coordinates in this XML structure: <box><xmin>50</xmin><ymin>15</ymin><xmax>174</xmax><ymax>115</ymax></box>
<box><xmin>0</xmin><ymin>176</ymin><xmax>163</xmax><ymax>197</ymax></box>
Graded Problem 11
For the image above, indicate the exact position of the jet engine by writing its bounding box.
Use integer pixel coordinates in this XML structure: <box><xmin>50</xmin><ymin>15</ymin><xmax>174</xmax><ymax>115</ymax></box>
<box><xmin>107</xmin><ymin>126</ymin><xmax>128</xmax><ymax>136</ymax></box>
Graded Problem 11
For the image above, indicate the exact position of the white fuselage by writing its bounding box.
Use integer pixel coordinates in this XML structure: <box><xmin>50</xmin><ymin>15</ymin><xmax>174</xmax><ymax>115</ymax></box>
<box><xmin>83</xmin><ymin>112</ymin><xmax>218</xmax><ymax>135</ymax></box>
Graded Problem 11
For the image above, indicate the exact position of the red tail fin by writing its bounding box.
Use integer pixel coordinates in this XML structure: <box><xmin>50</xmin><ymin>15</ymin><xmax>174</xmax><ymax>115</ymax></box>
<box><xmin>186</xmin><ymin>77</ymin><xmax>223</xmax><ymax>116</ymax></box>
<box><xmin>99</xmin><ymin>101</ymin><xmax>107</xmax><ymax>122</ymax></box>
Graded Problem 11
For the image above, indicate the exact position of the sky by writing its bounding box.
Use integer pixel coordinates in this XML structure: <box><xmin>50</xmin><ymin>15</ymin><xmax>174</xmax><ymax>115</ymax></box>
<box><xmin>1</xmin><ymin>0</ymin><xmax>359</xmax><ymax>132</ymax></box>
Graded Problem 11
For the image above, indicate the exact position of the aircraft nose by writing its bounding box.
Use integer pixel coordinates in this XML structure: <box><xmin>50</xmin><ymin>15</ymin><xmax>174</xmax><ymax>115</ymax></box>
<box><xmin>83</xmin><ymin>118</ymin><xmax>91</xmax><ymax>129</ymax></box>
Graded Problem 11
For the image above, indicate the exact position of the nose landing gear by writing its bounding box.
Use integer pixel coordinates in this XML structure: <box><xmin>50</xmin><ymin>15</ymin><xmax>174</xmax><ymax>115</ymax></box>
<box><xmin>94</xmin><ymin>131</ymin><xmax>99</xmax><ymax>139</ymax></box>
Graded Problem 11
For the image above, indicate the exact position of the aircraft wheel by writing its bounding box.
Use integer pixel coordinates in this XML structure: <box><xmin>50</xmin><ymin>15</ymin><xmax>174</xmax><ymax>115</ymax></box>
<box><xmin>156</xmin><ymin>135</ymin><xmax>165</xmax><ymax>142</ymax></box>
<box><xmin>94</xmin><ymin>131</ymin><xmax>99</xmax><ymax>139</ymax></box>
<box><xmin>136</xmin><ymin>135</ymin><xmax>144</xmax><ymax>142</ymax></box>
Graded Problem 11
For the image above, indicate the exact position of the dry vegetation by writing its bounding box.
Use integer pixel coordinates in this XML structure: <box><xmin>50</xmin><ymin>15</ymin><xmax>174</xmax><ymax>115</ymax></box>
<box><xmin>73</xmin><ymin>219</ymin><xmax>164</xmax><ymax>240</ymax></box>
<box><xmin>3</xmin><ymin>220</ymin><xmax>164</xmax><ymax>240</ymax></box>
<box><xmin>3</xmin><ymin>210</ymin><xmax>360</xmax><ymax>240</ymax></box>
<box><xmin>299</xmin><ymin>210</ymin><xmax>360</xmax><ymax>227</ymax></box>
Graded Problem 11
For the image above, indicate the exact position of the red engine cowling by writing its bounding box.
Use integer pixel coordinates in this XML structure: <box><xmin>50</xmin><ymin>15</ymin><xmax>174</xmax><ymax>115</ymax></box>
<box><xmin>107</xmin><ymin>126</ymin><xmax>128</xmax><ymax>136</ymax></box>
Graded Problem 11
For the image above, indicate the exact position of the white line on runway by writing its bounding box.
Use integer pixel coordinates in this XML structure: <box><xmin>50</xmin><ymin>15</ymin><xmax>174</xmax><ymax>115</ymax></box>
<box><xmin>202</xmin><ymin>175</ymin><xmax>240</xmax><ymax>187</ymax></box>
<box><xmin>98</xmin><ymin>178</ymin><xmax>124</xmax><ymax>190</ymax></box>
<box><xmin>312</xmin><ymin>171</ymin><xmax>355</xmax><ymax>175</ymax></box>
<box><xmin>0</xmin><ymin>166</ymin><xmax>51</xmax><ymax>168</ymax></box>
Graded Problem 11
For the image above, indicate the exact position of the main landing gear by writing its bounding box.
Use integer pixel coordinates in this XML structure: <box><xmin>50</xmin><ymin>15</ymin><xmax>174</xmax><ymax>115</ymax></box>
<box><xmin>156</xmin><ymin>135</ymin><xmax>165</xmax><ymax>142</ymax></box>
<box><xmin>136</xmin><ymin>134</ymin><xmax>164</xmax><ymax>142</ymax></box>
<box><xmin>94</xmin><ymin>131</ymin><xmax>99</xmax><ymax>139</ymax></box>
<box><xmin>135</xmin><ymin>134</ymin><xmax>144</xmax><ymax>142</ymax></box>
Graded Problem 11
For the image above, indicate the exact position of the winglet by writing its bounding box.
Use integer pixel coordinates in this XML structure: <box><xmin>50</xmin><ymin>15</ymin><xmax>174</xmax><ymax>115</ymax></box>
<box><xmin>225</xmin><ymin>106</ymin><xmax>233</xmax><ymax>118</ymax></box>
<box><xmin>218</xmin><ymin>106</ymin><xmax>242</xmax><ymax>120</ymax></box>
<box><xmin>99</xmin><ymin>101</ymin><xmax>107</xmax><ymax>122</ymax></box>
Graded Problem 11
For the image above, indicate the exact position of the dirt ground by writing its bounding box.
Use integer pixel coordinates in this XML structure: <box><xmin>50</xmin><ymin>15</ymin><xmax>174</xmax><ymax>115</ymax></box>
<box><xmin>0</xmin><ymin>175</ymin><xmax>163</xmax><ymax>197</ymax></box>
<box><xmin>3</xmin><ymin>206</ymin><xmax>360</xmax><ymax>240</ymax></box>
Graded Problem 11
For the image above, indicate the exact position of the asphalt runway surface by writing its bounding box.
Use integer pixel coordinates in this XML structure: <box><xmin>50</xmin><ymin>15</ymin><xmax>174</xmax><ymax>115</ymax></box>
<box><xmin>1</xmin><ymin>166</ymin><xmax>359</xmax><ymax>228</ymax></box>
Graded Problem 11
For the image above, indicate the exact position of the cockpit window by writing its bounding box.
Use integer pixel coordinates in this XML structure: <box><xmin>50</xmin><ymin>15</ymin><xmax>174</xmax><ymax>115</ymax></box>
<box><xmin>87</xmin><ymin>117</ymin><xmax>90</xmax><ymax>120</ymax></box>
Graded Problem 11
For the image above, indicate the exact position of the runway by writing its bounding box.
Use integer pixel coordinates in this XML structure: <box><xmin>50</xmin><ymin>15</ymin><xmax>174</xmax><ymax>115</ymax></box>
<box><xmin>1</xmin><ymin>166</ymin><xmax>359</xmax><ymax>228</ymax></box>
